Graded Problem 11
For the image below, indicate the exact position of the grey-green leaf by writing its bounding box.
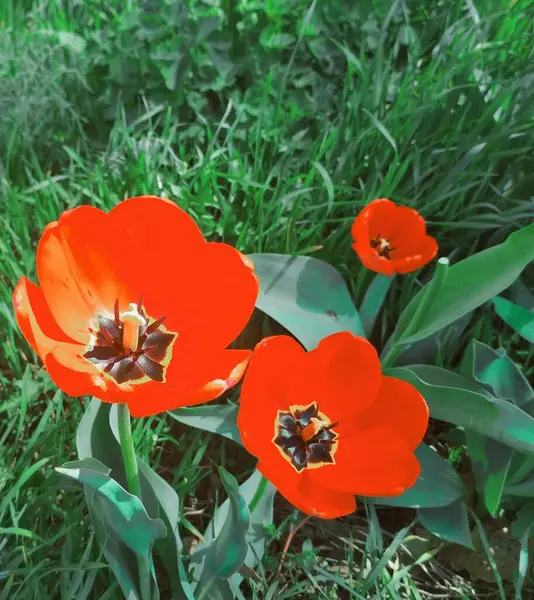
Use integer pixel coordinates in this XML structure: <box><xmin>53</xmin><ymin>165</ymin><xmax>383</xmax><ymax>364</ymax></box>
<box><xmin>247</xmin><ymin>253</ymin><xmax>365</xmax><ymax>350</ymax></box>
<box><xmin>387</xmin><ymin>365</ymin><xmax>534</xmax><ymax>453</ymax></box>
<box><xmin>390</xmin><ymin>222</ymin><xmax>534</xmax><ymax>345</ymax></box>
<box><xmin>55</xmin><ymin>457</ymin><xmax>166</xmax><ymax>558</ymax></box>
<box><xmin>371</xmin><ymin>443</ymin><xmax>465</xmax><ymax>508</ymax></box>
<box><xmin>168</xmin><ymin>404</ymin><xmax>242</xmax><ymax>445</ymax></box>
<box><xmin>418</xmin><ymin>500</ymin><xmax>474</xmax><ymax>548</ymax></box>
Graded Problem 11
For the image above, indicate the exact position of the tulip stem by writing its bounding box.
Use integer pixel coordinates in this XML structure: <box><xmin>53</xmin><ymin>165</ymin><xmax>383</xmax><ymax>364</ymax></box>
<box><xmin>381</xmin><ymin>258</ymin><xmax>449</xmax><ymax>370</ymax></box>
<box><xmin>248</xmin><ymin>474</ymin><xmax>268</xmax><ymax>513</ymax></box>
<box><xmin>117</xmin><ymin>403</ymin><xmax>152</xmax><ymax>600</ymax></box>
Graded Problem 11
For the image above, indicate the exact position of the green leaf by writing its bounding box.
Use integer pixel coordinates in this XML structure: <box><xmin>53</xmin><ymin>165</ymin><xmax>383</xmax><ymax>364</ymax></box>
<box><xmin>371</xmin><ymin>443</ymin><xmax>465</xmax><ymax>508</ymax></box>
<box><xmin>76</xmin><ymin>399</ymin><xmax>141</xmax><ymax>598</ymax></box>
<box><xmin>359</xmin><ymin>274</ymin><xmax>395</xmax><ymax>338</ymax></box>
<box><xmin>460</xmin><ymin>340</ymin><xmax>534</xmax><ymax>515</ymax></box>
<box><xmin>505</xmin><ymin>474</ymin><xmax>534</xmax><ymax>497</ymax></box>
<box><xmin>77</xmin><ymin>399</ymin><xmax>193</xmax><ymax>599</ymax></box>
<box><xmin>466</xmin><ymin>431</ymin><xmax>514</xmax><ymax>516</ymax></box>
<box><xmin>109</xmin><ymin>406</ymin><xmax>195</xmax><ymax>599</ymax></box>
<box><xmin>55</xmin><ymin>457</ymin><xmax>166</xmax><ymax>558</ymax></box>
<box><xmin>168</xmin><ymin>404</ymin><xmax>241</xmax><ymax>445</ymax></box>
<box><xmin>138</xmin><ymin>459</ymin><xmax>195</xmax><ymax>600</ymax></box>
<box><xmin>493</xmin><ymin>296</ymin><xmax>534</xmax><ymax>342</ymax></box>
<box><xmin>386</xmin><ymin>365</ymin><xmax>534</xmax><ymax>453</ymax></box>
<box><xmin>511</xmin><ymin>501</ymin><xmax>534</xmax><ymax>538</ymax></box>
<box><xmin>247</xmin><ymin>253</ymin><xmax>365</xmax><ymax>350</ymax></box>
<box><xmin>194</xmin><ymin>468</ymin><xmax>250</xmax><ymax>598</ymax></box>
<box><xmin>461</xmin><ymin>340</ymin><xmax>534</xmax><ymax>409</ymax></box>
<box><xmin>192</xmin><ymin>470</ymin><xmax>276</xmax><ymax>595</ymax></box>
<box><xmin>390</xmin><ymin>222</ymin><xmax>534</xmax><ymax>345</ymax></box>
<box><xmin>418</xmin><ymin>500</ymin><xmax>474</xmax><ymax>548</ymax></box>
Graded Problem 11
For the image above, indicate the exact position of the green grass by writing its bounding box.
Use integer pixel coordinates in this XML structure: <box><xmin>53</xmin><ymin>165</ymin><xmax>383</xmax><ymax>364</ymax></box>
<box><xmin>1</xmin><ymin>0</ymin><xmax>534</xmax><ymax>597</ymax></box>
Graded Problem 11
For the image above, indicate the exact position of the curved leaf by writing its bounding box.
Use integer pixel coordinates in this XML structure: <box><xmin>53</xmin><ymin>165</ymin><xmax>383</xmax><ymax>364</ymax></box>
<box><xmin>247</xmin><ymin>253</ymin><xmax>365</xmax><ymax>350</ymax></box>
<box><xmin>194</xmin><ymin>468</ymin><xmax>250</xmax><ymax>598</ymax></box>
<box><xmin>359</xmin><ymin>273</ymin><xmax>395</xmax><ymax>338</ymax></box>
<box><xmin>460</xmin><ymin>340</ymin><xmax>533</xmax><ymax>515</ymax></box>
<box><xmin>168</xmin><ymin>404</ymin><xmax>242</xmax><ymax>445</ymax></box>
<box><xmin>56</xmin><ymin>457</ymin><xmax>166</xmax><ymax>557</ymax></box>
<box><xmin>191</xmin><ymin>469</ymin><xmax>276</xmax><ymax>595</ymax></box>
<box><xmin>371</xmin><ymin>443</ymin><xmax>465</xmax><ymax>508</ymax></box>
<box><xmin>418</xmin><ymin>500</ymin><xmax>474</xmax><ymax>549</ymax></box>
<box><xmin>493</xmin><ymin>296</ymin><xmax>534</xmax><ymax>343</ymax></box>
<box><xmin>390</xmin><ymin>221</ymin><xmax>534</xmax><ymax>345</ymax></box>
<box><xmin>387</xmin><ymin>365</ymin><xmax>534</xmax><ymax>453</ymax></box>
<box><xmin>461</xmin><ymin>340</ymin><xmax>534</xmax><ymax>409</ymax></box>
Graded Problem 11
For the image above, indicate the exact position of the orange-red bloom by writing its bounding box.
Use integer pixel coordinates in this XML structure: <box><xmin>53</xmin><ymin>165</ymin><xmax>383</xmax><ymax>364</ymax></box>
<box><xmin>237</xmin><ymin>332</ymin><xmax>428</xmax><ymax>519</ymax></box>
<box><xmin>13</xmin><ymin>196</ymin><xmax>259</xmax><ymax>417</ymax></box>
<box><xmin>351</xmin><ymin>198</ymin><xmax>438</xmax><ymax>275</ymax></box>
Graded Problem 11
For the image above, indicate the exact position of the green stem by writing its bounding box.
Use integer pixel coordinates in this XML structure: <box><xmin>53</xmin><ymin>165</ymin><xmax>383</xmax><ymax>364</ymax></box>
<box><xmin>248</xmin><ymin>474</ymin><xmax>268</xmax><ymax>513</ymax></box>
<box><xmin>381</xmin><ymin>258</ymin><xmax>449</xmax><ymax>370</ymax></box>
<box><xmin>117</xmin><ymin>403</ymin><xmax>151</xmax><ymax>600</ymax></box>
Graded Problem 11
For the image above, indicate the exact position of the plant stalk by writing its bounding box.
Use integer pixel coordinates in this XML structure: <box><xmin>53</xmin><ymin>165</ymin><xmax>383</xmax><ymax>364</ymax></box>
<box><xmin>117</xmin><ymin>403</ymin><xmax>152</xmax><ymax>600</ymax></box>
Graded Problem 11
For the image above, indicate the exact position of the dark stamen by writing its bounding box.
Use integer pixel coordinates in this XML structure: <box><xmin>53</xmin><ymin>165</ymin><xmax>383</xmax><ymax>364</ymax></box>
<box><xmin>146</xmin><ymin>315</ymin><xmax>167</xmax><ymax>335</ymax></box>
<box><xmin>114</xmin><ymin>299</ymin><xmax>120</xmax><ymax>324</ymax></box>
<box><xmin>83</xmin><ymin>299</ymin><xmax>176</xmax><ymax>386</ymax></box>
<box><xmin>274</xmin><ymin>402</ymin><xmax>338</xmax><ymax>472</ymax></box>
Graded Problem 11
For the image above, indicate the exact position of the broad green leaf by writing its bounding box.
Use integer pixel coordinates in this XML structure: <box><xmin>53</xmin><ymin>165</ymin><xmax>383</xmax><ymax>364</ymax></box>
<box><xmin>418</xmin><ymin>500</ymin><xmax>474</xmax><ymax>548</ymax></box>
<box><xmin>493</xmin><ymin>296</ymin><xmax>534</xmax><ymax>343</ymax></box>
<box><xmin>510</xmin><ymin>279</ymin><xmax>534</xmax><ymax>310</ymax></box>
<box><xmin>387</xmin><ymin>365</ymin><xmax>534</xmax><ymax>453</ymax></box>
<box><xmin>138</xmin><ymin>459</ymin><xmax>195</xmax><ymax>600</ymax></box>
<box><xmin>371</xmin><ymin>443</ymin><xmax>465</xmax><ymax>508</ymax></box>
<box><xmin>77</xmin><ymin>399</ymin><xmax>192</xmax><ymax>599</ymax></box>
<box><xmin>359</xmin><ymin>273</ymin><xmax>395</xmax><ymax>338</ymax></box>
<box><xmin>56</xmin><ymin>457</ymin><xmax>166</xmax><ymax>558</ymax></box>
<box><xmin>505</xmin><ymin>475</ymin><xmax>534</xmax><ymax>497</ymax></box>
<box><xmin>192</xmin><ymin>470</ymin><xmax>276</xmax><ymax>595</ymax></box>
<box><xmin>247</xmin><ymin>253</ymin><xmax>365</xmax><ymax>350</ymax></box>
<box><xmin>109</xmin><ymin>406</ymin><xmax>195</xmax><ymax>599</ymax></box>
<box><xmin>168</xmin><ymin>404</ymin><xmax>241</xmax><ymax>445</ymax></box>
<box><xmin>390</xmin><ymin>222</ymin><xmax>534</xmax><ymax>345</ymax></box>
<box><xmin>76</xmin><ymin>399</ymin><xmax>141</xmax><ymax>599</ymax></box>
<box><xmin>466</xmin><ymin>431</ymin><xmax>514</xmax><ymax>516</ymax></box>
<box><xmin>461</xmin><ymin>340</ymin><xmax>534</xmax><ymax>409</ymax></box>
<box><xmin>194</xmin><ymin>468</ymin><xmax>250</xmax><ymax>598</ymax></box>
<box><xmin>511</xmin><ymin>501</ymin><xmax>534</xmax><ymax>538</ymax></box>
<box><xmin>460</xmin><ymin>340</ymin><xmax>533</xmax><ymax>515</ymax></box>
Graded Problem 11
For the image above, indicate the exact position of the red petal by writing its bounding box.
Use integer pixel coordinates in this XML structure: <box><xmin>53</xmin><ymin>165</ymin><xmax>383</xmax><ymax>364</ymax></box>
<box><xmin>351</xmin><ymin>243</ymin><xmax>396</xmax><ymax>276</ymax></box>
<box><xmin>36</xmin><ymin>206</ymin><xmax>142</xmax><ymax>343</ymax></box>
<box><xmin>357</xmin><ymin>376</ymin><xmax>429</xmax><ymax>449</ymax></box>
<box><xmin>125</xmin><ymin>349</ymin><xmax>252</xmax><ymax>417</ymax></box>
<box><xmin>237</xmin><ymin>336</ymin><xmax>306</xmax><ymax>457</ymax></box>
<box><xmin>285</xmin><ymin>332</ymin><xmax>382</xmax><ymax>423</ymax></box>
<box><xmin>258</xmin><ymin>457</ymin><xmax>356</xmax><ymax>519</ymax></box>
<box><xmin>308</xmin><ymin>425</ymin><xmax>421</xmax><ymax>496</ymax></box>
<box><xmin>141</xmin><ymin>242</ymin><xmax>258</xmax><ymax>351</ymax></box>
<box><xmin>390</xmin><ymin>235</ymin><xmax>438</xmax><ymax>274</ymax></box>
<box><xmin>110</xmin><ymin>198</ymin><xmax>258</xmax><ymax>351</ymax></box>
<box><xmin>108</xmin><ymin>195</ymin><xmax>205</xmax><ymax>252</ymax></box>
<box><xmin>12</xmin><ymin>277</ymin><xmax>76</xmax><ymax>360</ymax></box>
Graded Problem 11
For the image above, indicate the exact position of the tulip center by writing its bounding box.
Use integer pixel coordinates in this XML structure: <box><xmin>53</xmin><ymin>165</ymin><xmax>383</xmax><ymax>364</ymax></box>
<box><xmin>370</xmin><ymin>235</ymin><xmax>395</xmax><ymax>259</ymax></box>
<box><xmin>273</xmin><ymin>402</ymin><xmax>338</xmax><ymax>472</ymax></box>
<box><xmin>83</xmin><ymin>299</ymin><xmax>177</xmax><ymax>385</ymax></box>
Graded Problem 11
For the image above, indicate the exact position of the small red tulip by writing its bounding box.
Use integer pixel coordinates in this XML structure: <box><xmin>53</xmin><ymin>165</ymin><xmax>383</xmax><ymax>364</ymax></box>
<box><xmin>351</xmin><ymin>198</ymin><xmax>438</xmax><ymax>275</ymax></box>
